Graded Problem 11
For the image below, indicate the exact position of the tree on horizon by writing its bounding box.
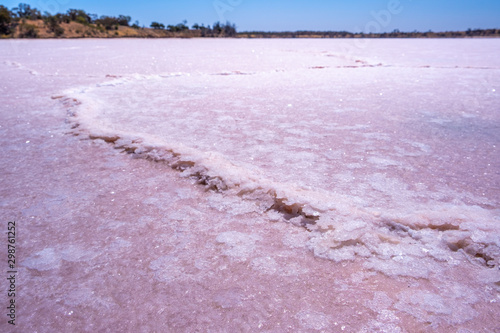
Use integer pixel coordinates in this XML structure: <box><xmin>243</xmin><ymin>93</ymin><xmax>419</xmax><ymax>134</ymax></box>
<box><xmin>150</xmin><ymin>21</ymin><xmax>165</xmax><ymax>30</ymax></box>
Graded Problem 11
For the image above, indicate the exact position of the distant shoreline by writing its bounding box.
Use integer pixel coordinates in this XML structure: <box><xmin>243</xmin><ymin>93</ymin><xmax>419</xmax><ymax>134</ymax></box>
<box><xmin>1</xmin><ymin>19</ymin><xmax>499</xmax><ymax>40</ymax></box>
<box><xmin>237</xmin><ymin>30</ymin><xmax>500</xmax><ymax>39</ymax></box>
<box><xmin>1</xmin><ymin>4</ymin><xmax>498</xmax><ymax>39</ymax></box>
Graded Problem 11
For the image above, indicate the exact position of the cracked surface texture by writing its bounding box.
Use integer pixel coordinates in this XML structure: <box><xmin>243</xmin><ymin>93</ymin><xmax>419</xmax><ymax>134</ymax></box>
<box><xmin>1</xmin><ymin>38</ymin><xmax>499</xmax><ymax>332</ymax></box>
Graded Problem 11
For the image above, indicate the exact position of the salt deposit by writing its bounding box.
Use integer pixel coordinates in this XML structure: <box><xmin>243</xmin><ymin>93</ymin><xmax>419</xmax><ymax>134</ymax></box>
<box><xmin>1</xmin><ymin>38</ymin><xmax>499</xmax><ymax>332</ymax></box>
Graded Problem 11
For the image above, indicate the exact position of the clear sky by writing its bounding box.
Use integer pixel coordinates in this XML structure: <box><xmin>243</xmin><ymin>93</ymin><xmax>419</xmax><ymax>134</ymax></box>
<box><xmin>3</xmin><ymin>0</ymin><xmax>500</xmax><ymax>32</ymax></box>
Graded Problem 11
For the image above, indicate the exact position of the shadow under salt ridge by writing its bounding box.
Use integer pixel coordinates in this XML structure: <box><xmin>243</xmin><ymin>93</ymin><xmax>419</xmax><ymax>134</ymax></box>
<box><xmin>57</xmin><ymin>69</ymin><xmax>500</xmax><ymax>328</ymax></box>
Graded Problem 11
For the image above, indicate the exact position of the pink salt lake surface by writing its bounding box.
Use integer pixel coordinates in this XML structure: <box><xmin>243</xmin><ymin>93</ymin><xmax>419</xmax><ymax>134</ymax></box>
<box><xmin>0</xmin><ymin>38</ymin><xmax>499</xmax><ymax>332</ymax></box>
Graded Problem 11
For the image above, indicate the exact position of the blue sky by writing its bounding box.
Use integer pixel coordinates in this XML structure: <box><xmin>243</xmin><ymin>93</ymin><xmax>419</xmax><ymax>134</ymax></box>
<box><xmin>3</xmin><ymin>0</ymin><xmax>500</xmax><ymax>32</ymax></box>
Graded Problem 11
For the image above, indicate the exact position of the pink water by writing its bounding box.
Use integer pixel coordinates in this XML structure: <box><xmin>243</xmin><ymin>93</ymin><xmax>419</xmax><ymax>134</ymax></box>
<box><xmin>1</xmin><ymin>38</ymin><xmax>499</xmax><ymax>332</ymax></box>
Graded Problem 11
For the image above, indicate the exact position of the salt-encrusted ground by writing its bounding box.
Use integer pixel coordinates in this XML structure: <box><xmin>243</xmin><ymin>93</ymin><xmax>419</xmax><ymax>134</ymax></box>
<box><xmin>0</xmin><ymin>39</ymin><xmax>499</xmax><ymax>332</ymax></box>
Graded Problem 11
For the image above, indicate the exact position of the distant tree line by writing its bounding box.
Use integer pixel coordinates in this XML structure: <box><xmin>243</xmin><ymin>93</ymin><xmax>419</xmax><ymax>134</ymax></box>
<box><xmin>0</xmin><ymin>3</ymin><xmax>237</xmax><ymax>38</ymax></box>
<box><xmin>1</xmin><ymin>3</ymin><xmax>497</xmax><ymax>39</ymax></box>
<box><xmin>200</xmin><ymin>21</ymin><xmax>237</xmax><ymax>37</ymax></box>
<box><xmin>151</xmin><ymin>20</ymin><xmax>237</xmax><ymax>37</ymax></box>
<box><xmin>237</xmin><ymin>28</ymin><xmax>500</xmax><ymax>38</ymax></box>
<box><xmin>0</xmin><ymin>3</ymin><xmax>134</xmax><ymax>37</ymax></box>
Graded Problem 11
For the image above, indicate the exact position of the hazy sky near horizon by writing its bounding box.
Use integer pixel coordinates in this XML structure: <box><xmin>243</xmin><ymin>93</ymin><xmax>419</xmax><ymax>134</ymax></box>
<box><xmin>3</xmin><ymin>0</ymin><xmax>500</xmax><ymax>32</ymax></box>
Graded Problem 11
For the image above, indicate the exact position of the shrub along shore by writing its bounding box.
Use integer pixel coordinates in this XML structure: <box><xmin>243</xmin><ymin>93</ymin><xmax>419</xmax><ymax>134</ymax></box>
<box><xmin>0</xmin><ymin>4</ymin><xmax>236</xmax><ymax>38</ymax></box>
<box><xmin>1</xmin><ymin>3</ymin><xmax>499</xmax><ymax>39</ymax></box>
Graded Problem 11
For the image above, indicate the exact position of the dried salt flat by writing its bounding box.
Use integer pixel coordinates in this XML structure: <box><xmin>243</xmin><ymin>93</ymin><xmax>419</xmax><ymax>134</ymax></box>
<box><xmin>1</xmin><ymin>38</ymin><xmax>499</xmax><ymax>332</ymax></box>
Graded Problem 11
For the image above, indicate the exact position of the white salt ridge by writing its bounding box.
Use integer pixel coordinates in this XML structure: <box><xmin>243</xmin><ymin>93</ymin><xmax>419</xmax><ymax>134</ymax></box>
<box><xmin>50</xmin><ymin>40</ymin><xmax>500</xmax><ymax>328</ymax></box>
<box><xmin>4</xmin><ymin>60</ymin><xmax>40</xmax><ymax>75</ymax></box>
<box><xmin>60</xmin><ymin>72</ymin><xmax>500</xmax><ymax>278</ymax></box>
